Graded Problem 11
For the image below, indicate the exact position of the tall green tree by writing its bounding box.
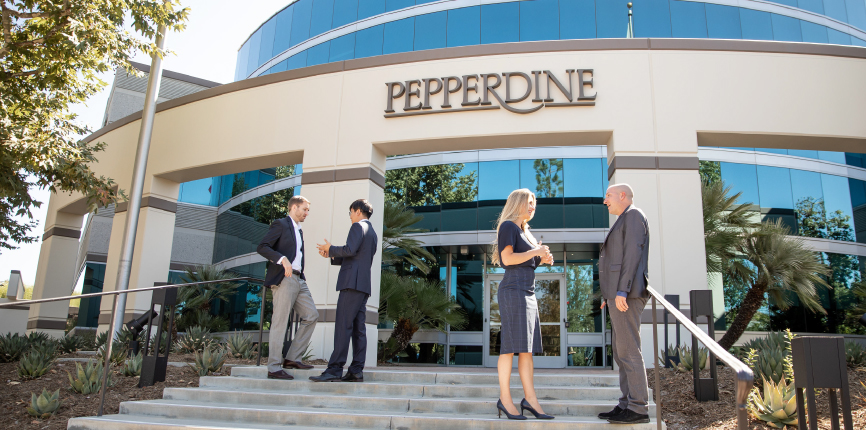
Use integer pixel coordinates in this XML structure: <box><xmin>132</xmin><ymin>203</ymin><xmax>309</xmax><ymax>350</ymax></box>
<box><xmin>382</xmin><ymin>200</ymin><xmax>435</xmax><ymax>274</ymax></box>
<box><xmin>533</xmin><ymin>159</ymin><xmax>563</xmax><ymax>197</ymax></box>
<box><xmin>0</xmin><ymin>0</ymin><xmax>189</xmax><ymax>252</ymax></box>
<box><xmin>385</xmin><ymin>164</ymin><xmax>477</xmax><ymax>206</ymax></box>
<box><xmin>702</xmin><ymin>179</ymin><xmax>755</xmax><ymax>276</ymax></box>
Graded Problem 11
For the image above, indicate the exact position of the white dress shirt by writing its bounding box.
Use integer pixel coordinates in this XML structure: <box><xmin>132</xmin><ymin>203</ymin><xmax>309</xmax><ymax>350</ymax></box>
<box><xmin>277</xmin><ymin>217</ymin><xmax>303</xmax><ymax>273</ymax></box>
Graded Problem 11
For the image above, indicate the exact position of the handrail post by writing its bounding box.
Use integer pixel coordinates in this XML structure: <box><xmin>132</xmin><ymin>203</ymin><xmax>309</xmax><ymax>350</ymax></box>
<box><xmin>257</xmin><ymin>285</ymin><xmax>266</xmax><ymax>366</ymax></box>
<box><xmin>652</xmin><ymin>295</ymin><xmax>662</xmax><ymax>430</ymax></box>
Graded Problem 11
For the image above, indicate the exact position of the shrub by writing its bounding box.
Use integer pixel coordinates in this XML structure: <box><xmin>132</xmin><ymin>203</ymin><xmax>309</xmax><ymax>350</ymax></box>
<box><xmin>845</xmin><ymin>341</ymin><xmax>866</xmax><ymax>368</ymax></box>
<box><xmin>58</xmin><ymin>334</ymin><xmax>83</xmax><ymax>354</ymax></box>
<box><xmin>748</xmin><ymin>376</ymin><xmax>798</xmax><ymax>428</ymax></box>
<box><xmin>175</xmin><ymin>326</ymin><xmax>215</xmax><ymax>354</ymax></box>
<box><xmin>98</xmin><ymin>343</ymin><xmax>128</xmax><ymax>367</ymax></box>
<box><xmin>27</xmin><ymin>388</ymin><xmax>61</xmax><ymax>419</ymax></box>
<box><xmin>0</xmin><ymin>333</ymin><xmax>30</xmax><ymax>362</ymax></box>
<box><xmin>76</xmin><ymin>332</ymin><xmax>97</xmax><ymax>351</ymax></box>
<box><xmin>29</xmin><ymin>338</ymin><xmax>60</xmax><ymax>359</ymax></box>
<box><xmin>68</xmin><ymin>360</ymin><xmax>113</xmax><ymax>394</ymax></box>
<box><xmin>18</xmin><ymin>349</ymin><xmax>54</xmax><ymax>379</ymax></box>
<box><xmin>226</xmin><ymin>333</ymin><xmax>256</xmax><ymax>359</ymax></box>
<box><xmin>26</xmin><ymin>331</ymin><xmax>50</xmax><ymax>345</ymax></box>
<box><xmin>121</xmin><ymin>352</ymin><xmax>143</xmax><ymax>377</ymax></box>
<box><xmin>189</xmin><ymin>346</ymin><xmax>227</xmax><ymax>376</ymax></box>
<box><xmin>148</xmin><ymin>330</ymin><xmax>170</xmax><ymax>354</ymax></box>
<box><xmin>95</xmin><ymin>331</ymin><xmax>108</xmax><ymax>349</ymax></box>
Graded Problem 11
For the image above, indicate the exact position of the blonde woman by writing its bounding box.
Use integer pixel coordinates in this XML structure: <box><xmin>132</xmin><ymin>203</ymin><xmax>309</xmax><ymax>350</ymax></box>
<box><xmin>492</xmin><ymin>188</ymin><xmax>555</xmax><ymax>420</ymax></box>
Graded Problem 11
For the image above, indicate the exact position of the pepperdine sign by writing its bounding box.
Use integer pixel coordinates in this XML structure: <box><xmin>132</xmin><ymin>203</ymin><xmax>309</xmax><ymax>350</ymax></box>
<box><xmin>384</xmin><ymin>69</ymin><xmax>595</xmax><ymax>118</ymax></box>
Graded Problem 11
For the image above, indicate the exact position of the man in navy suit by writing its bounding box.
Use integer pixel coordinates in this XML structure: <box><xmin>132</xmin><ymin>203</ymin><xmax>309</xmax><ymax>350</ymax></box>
<box><xmin>256</xmin><ymin>195</ymin><xmax>318</xmax><ymax>380</ymax></box>
<box><xmin>310</xmin><ymin>199</ymin><xmax>378</xmax><ymax>383</ymax></box>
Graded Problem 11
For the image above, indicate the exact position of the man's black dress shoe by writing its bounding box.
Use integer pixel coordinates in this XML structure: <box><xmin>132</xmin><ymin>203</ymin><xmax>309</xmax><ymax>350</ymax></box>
<box><xmin>341</xmin><ymin>371</ymin><xmax>364</xmax><ymax>382</ymax></box>
<box><xmin>283</xmin><ymin>359</ymin><xmax>314</xmax><ymax>370</ymax></box>
<box><xmin>267</xmin><ymin>370</ymin><xmax>294</xmax><ymax>380</ymax></box>
<box><xmin>309</xmin><ymin>371</ymin><xmax>342</xmax><ymax>382</ymax></box>
<box><xmin>598</xmin><ymin>405</ymin><xmax>624</xmax><ymax>420</ymax></box>
<box><xmin>607</xmin><ymin>408</ymin><xmax>650</xmax><ymax>424</ymax></box>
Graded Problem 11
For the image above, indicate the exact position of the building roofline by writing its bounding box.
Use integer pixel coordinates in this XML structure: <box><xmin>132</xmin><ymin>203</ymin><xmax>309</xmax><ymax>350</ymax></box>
<box><xmin>128</xmin><ymin>61</ymin><xmax>222</xmax><ymax>88</ymax></box>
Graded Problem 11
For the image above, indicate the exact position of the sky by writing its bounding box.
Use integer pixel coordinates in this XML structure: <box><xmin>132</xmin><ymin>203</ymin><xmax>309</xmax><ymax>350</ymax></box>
<box><xmin>0</xmin><ymin>0</ymin><xmax>291</xmax><ymax>286</ymax></box>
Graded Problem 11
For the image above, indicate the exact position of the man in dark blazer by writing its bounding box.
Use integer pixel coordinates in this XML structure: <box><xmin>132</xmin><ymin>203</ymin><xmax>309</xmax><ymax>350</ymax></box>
<box><xmin>310</xmin><ymin>199</ymin><xmax>378</xmax><ymax>382</ymax></box>
<box><xmin>598</xmin><ymin>183</ymin><xmax>651</xmax><ymax>425</ymax></box>
<box><xmin>256</xmin><ymin>195</ymin><xmax>318</xmax><ymax>380</ymax></box>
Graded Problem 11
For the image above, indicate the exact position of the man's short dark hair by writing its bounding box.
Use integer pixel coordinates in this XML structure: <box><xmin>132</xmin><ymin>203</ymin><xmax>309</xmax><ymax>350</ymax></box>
<box><xmin>350</xmin><ymin>199</ymin><xmax>373</xmax><ymax>219</ymax></box>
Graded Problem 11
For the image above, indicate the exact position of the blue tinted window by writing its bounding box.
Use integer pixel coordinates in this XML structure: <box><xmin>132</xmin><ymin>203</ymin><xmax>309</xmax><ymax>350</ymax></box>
<box><xmin>787</xmin><ymin>149</ymin><xmax>818</xmax><ymax>159</ymax></box>
<box><xmin>798</xmin><ymin>0</ymin><xmax>825</xmax><ymax>14</ymax></box>
<box><xmin>828</xmin><ymin>28</ymin><xmax>851</xmax><ymax>45</ymax></box>
<box><xmin>415</xmin><ymin>12</ymin><xmax>446</xmax><ymax>51</ymax></box>
<box><xmin>564</xmin><ymin>159</ymin><xmax>604</xmax><ymax>198</ymax></box>
<box><xmin>706</xmin><ymin>4</ymin><xmax>742</xmax><ymax>39</ymax></box>
<box><xmin>771</xmin><ymin>14</ymin><xmax>802</xmax><ymax>42</ymax></box>
<box><xmin>849</xmin><ymin>179</ymin><xmax>866</xmax><ymax>243</ymax></box>
<box><xmin>179</xmin><ymin>178</ymin><xmax>217</xmax><ymax>206</ymax></box>
<box><xmin>310</xmin><ymin>0</ymin><xmax>335</xmax><ymax>37</ymax></box>
<box><xmin>286</xmin><ymin>51</ymin><xmax>308</xmax><ymax>70</ymax></box>
<box><xmin>447</xmin><ymin>7</ymin><xmax>481</xmax><ymax>47</ymax></box>
<box><xmin>757</xmin><ymin>166</ymin><xmax>794</xmax><ymax>209</ymax></box>
<box><xmin>290</xmin><ymin>0</ymin><xmax>313</xmax><ymax>47</ymax></box>
<box><xmin>853</xmin><ymin>37</ymin><xmax>866</xmax><ymax>47</ymax></box>
<box><xmin>236</xmin><ymin>42</ymin><xmax>250</xmax><ymax>80</ymax></box>
<box><xmin>415</xmin><ymin>0</ymin><xmax>437</xmax><ymax>4</ymax></box>
<box><xmin>774</xmin><ymin>0</ymin><xmax>798</xmax><ymax>6</ymax></box>
<box><xmin>259</xmin><ymin>19</ymin><xmax>277</xmax><ymax>66</ymax></box>
<box><xmin>720</xmin><ymin>162</ymin><xmax>760</xmax><ymax>205</ymax></box>
<box><xmin>386</xmin><ymin>0</ymin><xmax>413</xmax><ymax>12</ymax></box>
<box><xmin>358</xmin><ymin>0</ymin><xmax>385</xmax><ymax>19</ymax></box>
<box><xmin>818</xmin><ymin>151</ymin><xmax>847</xmax><ymax>164</ymax></box>
<box><xmin>848</xmin><ymin>0</ymin><xmax>866</xmax><ymax>30</ymax></box>
<box><xmin>801</xmin><ymin>20</ymin><xmax>829</xmax><ymax>43</ymax></box>
<box><xmin>520</xmin><ymin>0</ymin><xmax>559</xmax><ymax>42</ymax></box>
<box><xmin>273</xmin><ymin>6</ymin><xmax>295</xmax><ymax>56</ymax></box>
<box><xmin>741</xmin><ymin>9</ymin><xmax>774</xmax><ymax>40</ymax></box>
<box><xmin>595</xmin><ymin>0</ymin><xmax>626</xmax><ymax>38</ymax></box>
<box><xmin>355</xmin><ymin>24</ymin><xmax>384</xmax><ymax>58</ymax></box>
<box><xmin>481</xmin><ymin>3</ymin><xmax>519</xmax><ymax>44</ymax></box>
<box><xmin>670</xmin><ymin>0</ymin><xmax>708</xmax><ymax>38</ymax></box>
<box><xmin>383</xmin><ymin>17</ymin><xmax>414</xmax><ymax>54</ymax></box>
<box><xmin>520</xmin><ymin>159</ymin><xmax>564</xmax><ymax>198</ymax></box>
<box><xmin>269</xmin><ymin>59</ymin><xmax>288</xmax><ymax>74</ymax></box>
<box><xmin>824</xmin><ymin>0</ymin><xmax>848</xmax><ymax>22</ymax></box>
<box><xmin>822</xmin><ymin>174</ymin><xmax>856</xmax><ymax>241</ymax></box>
<box><xmin>247</xmin><ymin>29</ymin><xmax>263</xmax><ymax>73</ymax></box>
<box><xmin>333</xmin><ymin>0</ymin><xmax>359</xmax><ymax>27</ymax></box>
<box><xmin>307</xmin><ymin>41</ymin><xmax>330</xmax><ymax>66</ymax></box>
<box><xmin>330</xmin><ymin>33</ymin><xmax>355</xmax><ymax>61</ymax></box>
<box><xmin>479</xmin><ymin>161</ymin><xmax>519</xmax><ymax>201</ymax></box>
<box><xmin>633</xmin><ymin>0</ymin><xmax>672</xmax><ymax>38</ymax></box>
<box><xmin>560</xmin><ymin>0</ymin><xmax>596</xmax><ymax>39</ymax></box>
<box><xmin>757</xmin><ymin>148</ymin><xmax>788</xmax><ymax>155</ymax></box>
<box><xmin>791</xmin><ymin>169</ymin><xmax>826</xmax><ymax>237</ymax></box>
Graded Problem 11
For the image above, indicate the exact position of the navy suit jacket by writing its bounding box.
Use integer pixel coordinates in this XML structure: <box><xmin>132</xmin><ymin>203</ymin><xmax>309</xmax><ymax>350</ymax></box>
<box><xmin>329</xmin><ymin>219</ymin><xmax>377</xmax><ymax>295</ymax></box>
<box><xmin>257</xmin><ymin>217</ymin><xmax>305</xmax><ymax>286</ymax></box>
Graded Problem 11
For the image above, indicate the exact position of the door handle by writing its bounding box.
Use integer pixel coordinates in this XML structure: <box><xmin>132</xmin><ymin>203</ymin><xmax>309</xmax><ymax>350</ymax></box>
<box><xmin>563</xmin><ymin>318</ymin><xmax>570</xmax><ymax>329</ymax></box>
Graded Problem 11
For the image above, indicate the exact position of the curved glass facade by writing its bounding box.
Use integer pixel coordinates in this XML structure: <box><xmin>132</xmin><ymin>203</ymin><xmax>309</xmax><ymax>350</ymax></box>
<box><xmin>176</xmin><ymin>164</ymin><xmax>301</xmax><ymax>207</ymax></box>
<box><xmin>236</xmin><ymin>0</ymin><xmax>866</xmax><ymax>80</ymax></box>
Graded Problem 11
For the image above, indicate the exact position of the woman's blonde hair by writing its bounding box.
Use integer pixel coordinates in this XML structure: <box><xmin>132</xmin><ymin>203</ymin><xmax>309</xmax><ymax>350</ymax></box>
<box><xmin>490</xmin><ymin>188</ymin><xmax>538</xmax><ymax>266</ymax></box>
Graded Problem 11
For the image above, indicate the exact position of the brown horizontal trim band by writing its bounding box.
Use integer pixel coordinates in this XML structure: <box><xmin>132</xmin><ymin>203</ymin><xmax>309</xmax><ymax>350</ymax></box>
<box><xmin>169</xmin><ymin>262</ymin><xmax>198</xmax><ymax>272</ymax></box>
<box><xmin>84</xmin><ymin>39</ymin><xmax>866</xmax><ymax>144</ymax></box>
<box><xmin>2</xmin><ymin>304</ymin><xmax>30</xmax><ymax>311</ymax></box>
<box><xmin>607</xmin><ymin>156</ymin><xmax>700</xmax><ymax>179</ymax></box>
<box><xmin>42</xmin><ymin>227</ymin><xmax>81</xmax><ymax>241</ymax></box>
<box><xmin>544</xmin><ymin>102</ymin><xmax>596</xmax><ymax>107</ymax></box>
<box><xmin>302</xmin><ymin>167</ymin><xmax>385</xmax><ymax>189</ymax></box>
<box><xmin>85</xmin><ymin>253</ymin><xmax>109</xmax><ymax>263</ymax></box>
<box><xmin>26</xmin><ymin>319</ymin><xmax>68</xmax><ymax>330</ymax></box>
<box><xmin>115</xmin><ymin>196</ymin><xmax>178</xmax><ymax>214</ymax></box>
<box><xmin>384</xmin><ymin>105</ymin><xmax>499</xmax><ymax>118</ymax></box>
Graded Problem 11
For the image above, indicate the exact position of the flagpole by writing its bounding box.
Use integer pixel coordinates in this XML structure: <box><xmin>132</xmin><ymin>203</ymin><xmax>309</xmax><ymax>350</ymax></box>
<box><xmin>627</xmin><ymin>2</ymin><xmax>634</xmax><ymax>38</ymax></box>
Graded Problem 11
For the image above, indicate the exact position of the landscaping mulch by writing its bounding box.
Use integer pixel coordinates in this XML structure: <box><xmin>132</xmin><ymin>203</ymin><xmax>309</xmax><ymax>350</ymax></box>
<box><xmin>649</xmin><ymin>365</ymin><xmax>866</xmax><ymax>429</ymax></box>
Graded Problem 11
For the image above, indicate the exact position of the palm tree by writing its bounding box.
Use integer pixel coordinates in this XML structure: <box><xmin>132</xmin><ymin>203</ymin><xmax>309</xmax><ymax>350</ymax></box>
<box><xmin>702</xmin><ymin>180</ymin><xmax>755</xmax><ymax>276</ymax></box>
<box><xmin>717</xmin><ymin>220</ymin><xmax>830</xmax><ymax>349</ymax></box>
<box><xmin>378</xmin><ymin>272</ymin><xmax>467</xmax><ymax>361</ymax></box>
<box><xmin>176</xmin><ymin>264</ymin><xmax>241</xmax><ymax>332</ymax></box>
<box><xmin>383</xmin><ymin>200</ymin><xmax>436</xmax><ymax>274</ymax></box>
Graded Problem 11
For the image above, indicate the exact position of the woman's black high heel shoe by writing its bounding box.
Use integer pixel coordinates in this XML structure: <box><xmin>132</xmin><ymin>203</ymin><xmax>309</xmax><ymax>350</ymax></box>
<box><xmin>521</xmin><ymin>398</ymin><xmax>555</xmax><ymax>419</ymax></box>
<box><xmin>497</xmin><ymin>399</ymin><xmax>527</xmax><ymax>420</ymax></box>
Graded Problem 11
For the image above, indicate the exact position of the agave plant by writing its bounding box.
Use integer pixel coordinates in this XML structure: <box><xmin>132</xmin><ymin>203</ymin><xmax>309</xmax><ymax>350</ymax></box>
<box><xmin>658</xmin><ymin>344</ymin><xmax>680</xmax><ymax>367</ymax></box>
<box><xmin>27</xmin><ymin>388</ymin><xmax>61</xmax><ymax>419</ymax></box>
<box><xmin>189</xmin><ymin>345</ymin><xmax>228</xmax><ymax>376</ymax></box>
<box><xmin>68</xmin><ymin>360</ymin><xmax>113</xmax><ymax>394</ymax></box>
<box><xmin>18</xmin><ymin>350</ymin><xmax>54</xmax><ymax>379</ymax></box>
<box><xmin>743</xmin><ymin>331</ymin><xmax>794</xmax><ymax>386</ymax></box>
<box><xmin>121</xmin><ymin>352</ymin><xmax>144</xmax><ymax>377</ymax></box>
<box><xmin>175</xmin><ymin>326</ymin><xmax>216</xmax><ymax>354</ymax></box>
<box><xmin>748</xmin><ymin>376</ymin><xmax>798</xmax><ymax>428</ymax></box>
<box><xmin>58</xmin><ymin>334</ymin><xmax>83</xmax><ymax>354</ymax></box>
<box><xmin>226</xmin><ymin>333</ymin><xmax>255</xmax><ymax>359</ymax></box>
<box><xmin>29</xmin><ymin>338</ymin><xmax>60</xmax><ymax>359</ymax></box>
<box><xmin>95</xmin><ymin>331</ymin><xmax>108</xmax><ymax>349</ymax></box>
<box><xmin>845</xmin><ymin>341</ymin><xmax>866</xmax><ymax>368</ymax></box>
<box><xmin>673</xmin><ymin>345</ymin><xmax>708</xmax><ymax>372</ymax></box>
<box><xmin>0</xmin><ymin>333</ymin><xmax>30</xmax><ymax>362</ymax></box>
<box><xmin>98</xmin><ymin>343</ymin><xmax>129</xmax><ymax>367</ymax></box>
<box><xmin>26</xmin><ymin>331</ymin><xmax>50</xmax><ymax>345</ymax></box>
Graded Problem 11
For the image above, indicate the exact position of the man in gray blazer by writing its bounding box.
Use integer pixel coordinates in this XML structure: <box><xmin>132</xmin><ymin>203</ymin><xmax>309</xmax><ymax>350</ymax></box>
<box><xmin>310</xmin><ymin>199</ymin><xmax>378</xmax><ymax>382</ymax></box>
<box><xmin>598</xmin><ymin>184</ymin><xmax>651</xmax><ymax>424</ymax></box>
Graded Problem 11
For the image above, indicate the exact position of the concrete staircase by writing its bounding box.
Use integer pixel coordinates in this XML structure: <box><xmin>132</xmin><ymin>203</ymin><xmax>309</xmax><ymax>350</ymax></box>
<box><xmin>67</xmin><ymin>366</ymin><xmax>663</xmax><ymax>429</ymax></box>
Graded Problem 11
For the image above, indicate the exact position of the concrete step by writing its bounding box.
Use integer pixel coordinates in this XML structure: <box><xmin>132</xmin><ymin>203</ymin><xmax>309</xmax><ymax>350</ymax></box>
<box><xmin>230</xmin><ymin>366</ymin><xmax>622</xmax><ymax>387</ymax></box>
<box><xmin>162</xmin><ymin>386</ymin><xmax>658</xmax><ymax>416</ymax></box>
<box><xmin>111</xmin><ymin>399</ymin><xmax>662</xmax><ymax>430</ymax></box>
<box><xmin>199</xmin><ymin>375</ymin><xmax>642</xmax><ymax>401</ymax></box>
<box><xmin>67</xmin><ymin>414</ymin><xmax>378</xmax><ymax>430</ymax></box>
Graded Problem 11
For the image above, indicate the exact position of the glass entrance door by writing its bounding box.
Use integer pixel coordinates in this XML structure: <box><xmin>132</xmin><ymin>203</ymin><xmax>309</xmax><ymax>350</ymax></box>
<box><xmin>484</xmin><ymin>273</ymin><xmax>566</xmax><ymax>368</ymax></box>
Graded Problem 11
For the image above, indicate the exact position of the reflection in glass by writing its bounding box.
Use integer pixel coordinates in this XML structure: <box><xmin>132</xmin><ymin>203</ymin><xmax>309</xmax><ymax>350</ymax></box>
<box><xmin>489</xmin><ymin>279</ymin><xmax>501</xmax><ymax>324</ymax></box>
<box><xmin>415</xmin><ymin>11</ymin><xmax>447</xmax><ymax>51</ymax></box>
<box><xmin>568</xmin><ymin>346</ymin><xmax>603</xmax><ymax>366</ymax></box>
<box><xmin>447</xmin><ymin>7</ymin><xmax>481</xmax><ymax>47</ymax></box>
<box><xmin>520</xmin><ymin>159</ymin><xmax>563</xmax><ymax>198</ymax></box>
<box><xmin>567</xmin><ymin>263</ymin><xmax>601</xmax><ymax>333</ymax></box>
<box><xmin>489</xmin><ymin>325</ymin><xmax>501</xmax><ymax>356</ymax></box>
<box><xmin>791</xmin><ymin>169</ymin><xmax>826</xmax><ymax>238</ymax></box>
<box><xmin>453</xmin><ymin>254</ymin><xmax>483</xmax><ymax>331</ymax></box>
<box><xmin>801</xmin><ymin>20</ymin><xmax>829</xmax><ymax>43</ymax></box>
<box><xmin>386</xmin><ymin>163</ymin><xmax>478</xmax><ymax>206</ymax></box>
<box><xmin>384</xmin><ymin>17</ymin><xmax>415</xmax><ymax>54</ymax></box>
<box><xmin>481</xmin><ymin>3</ymin><xmax>519</xmax><ymax>44</ymax></box>
<box><xmin>450</xmin><ymin>345</ymin><xmax>483</xmax><ymax>365</ymax></box>
<box><xmin>333</xmin><ymin>0</ymin><xmax>359</xmax><ymax>28</ymax></box>
<box><xmin>540</xmin><ymin>325</ymin><xmax>561</xmax><ymax>356</ymax></box>
<box><xmin>740</xmin><ymin>8</ymin><xmax>774</xmax><ymax>41</ymax></box>
<box><xmin>670</xmin><ymin>0</ymin><xmax>707</xmax><ymax>38</ymax></box>
<box><xmin>272</xmin><ymin>6</ymin><xmax>295</xmax><ymax>58</ymax></box>
<box><xmin>479</xmin><ymin>160</ymin><xmax>519</xmax><ymax>201</ymax></box>
<box><xmin>355</xmin><ymin>24</ymin><xmax>384</xmax><ymax>58</ymax></box>
<box><xmin>632</xmin><ymin>0</ymin><xmax>672</xmax><ymax>38</ymax></box>
<box><xmin>560</xmin><ymin>0</ymin><xmax>595</xmax><ymax>40</ymax></box>
<box><xmin>564</xmin><ymin>158</ymin><xmax>604</xmax><ymax>198</ymax></box>
<box><xmin>519</xmin><ymin>0</ymin><xmax>558</xmax><ymax>42</ymax></box>
<box><xmin>706</xmin><ymin>4</ymin><xmax>742</xmax><ymax>39</ymax></box>
<box><xmin>720</xmin><ymin>162</ymin><xmax>759</xmax><ymax>205</ymax></box>
<box><xmin>535</xmin><ymin>278</ymin><xmax>561</xmax><ymax>323</ymax></box>
<box><xmin>821</xmin><ymin>174</ymin><xmax>856</xmax><ymax>242</ymax></box>
<box><xmin>771</xmin><ymin>14</ymin><xmax>802</xmax><ymax>42</ymax></box>
<box><xmin>310</xmin><ymin>0</ymin><xmax>336</xmax><ymax>38</ymax></box>
<box><xmin>290</xmin><ymin>0</ymin><xmax>313</xmax><ymax>48</ymax></box>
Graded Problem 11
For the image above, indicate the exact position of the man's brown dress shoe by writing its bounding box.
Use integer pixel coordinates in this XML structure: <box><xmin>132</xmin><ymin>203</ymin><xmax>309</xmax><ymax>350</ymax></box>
<box><xmin>267</xmin><ymin>370</ymin><xmax>294</xmax><ymax>380</ymax></box>
<box><xmin>283</xmin><ymin>359</ymin><xmax>314</xmax><ymax>370</ymax></box>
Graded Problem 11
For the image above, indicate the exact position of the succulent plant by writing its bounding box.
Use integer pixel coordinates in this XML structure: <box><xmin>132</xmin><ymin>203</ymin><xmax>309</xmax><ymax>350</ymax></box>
<box><xmin>27</xmin><ymin>388</ymin><xmax>61</xmax><ymax>419</ymax></box>
<box><xmin>189</xmin><ymin>345</ymin><xmax>228</xmax><ymax>376</ymax></box>
<box><xmin>95</xmin><ymin>331</ymin><xmax>108</xmax><ymax>349</ymax></box>
<box><xmin>18</xmin><ymin>349</ymin><xmax>54</xmax><ymax>379</ymax></box>
<box><xmin>148</xmin><ymin>330</ymin><xmax>170</xmax><ymax>354</ymax></box>
<box><xmin>98</xmin><ymin>343</ymin><xmax>129</xmax><ymax>367</ymax></box>
<box><xmin>741</xmin><ymin>331</ymin><xmax>794</xmax><ymax>386</ymax></box>
<box><xmin>0</xmin><ymin>332</ymin><xmax>30</xmax><ymax>362</ymax></box>
<box><xmin>845</xmin><ymin>341</ymin><xmax>866</xmax><ymax>368</ymax></box>
<box><xmin>748</xmin><ymin>376</ymin><xmax>798</xmax><ymax>428</ymax></box>
<box><xmin>175</xmin><ymin>326</ymin><xmax>215</xmax><ymax>354</ymax></box>
<box><xmin>29</xmin><ymin>338</ymin><xmax>60</xmax><ymax>359</ymax></box>
<box><xmin>26</xmin><ymin>331</ymin><xmax>50</xmax><ymax>345</ymax></box>
<box><xmin>674</xmin><ymin>345</ymin><xmax>708</xmax><ymax>372</ymax></box>
<box><xmin>226</xmin><ymin>333</ymin><xmax>255</xmax><ymax>359</ymax></box>
<box><xmin>58</xmin><ymin>334</ymin><xmax>83</xmax><ymax>354</ymax></box>
<box><xmin>68</xmin><ymin>360</ymin><xmax>113</xmax><ymax>394</ymax></box>
<box><xmin>121</xmin><ymin>352</ymin><xmax>144</xmax><ymax>377</ymax></box>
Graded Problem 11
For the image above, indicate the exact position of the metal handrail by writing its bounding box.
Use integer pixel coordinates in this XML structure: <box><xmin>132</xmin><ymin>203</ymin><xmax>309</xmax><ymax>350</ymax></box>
<box><xmin>647</xmin><ymin>286</ymin><xmax>754</xmax><ymax>430</ymax></box>
<box><xmin>0</xmin><ymin>276</ymin><xmax>263</xmax><ymax>417</ymax></box>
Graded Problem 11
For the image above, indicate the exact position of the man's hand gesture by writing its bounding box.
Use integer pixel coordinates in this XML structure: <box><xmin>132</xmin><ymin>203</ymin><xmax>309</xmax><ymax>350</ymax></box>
<box><xmin>317</xmin><ymin>239</ymin><xmax>331</xmax><ymax>258</ymax></box>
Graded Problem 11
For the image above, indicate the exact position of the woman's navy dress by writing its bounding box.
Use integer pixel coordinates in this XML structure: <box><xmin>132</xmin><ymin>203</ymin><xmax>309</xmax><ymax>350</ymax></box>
<box><xmin>497</xmin><ymin>220</ymin><xmax>542</xmax><ymax>355</ymax></box>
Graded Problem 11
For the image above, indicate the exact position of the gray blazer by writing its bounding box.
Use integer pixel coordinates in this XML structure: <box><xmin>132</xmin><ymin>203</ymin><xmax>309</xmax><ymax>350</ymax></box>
<box><xmin>329</xmin><ymin>219</ymin><xmax>378</xmax><ymax>295</ymax></box>
<box><xmin>598</xmin><ymin>205</ymin><xmax>650</xmax><ymax>301</ymax></box>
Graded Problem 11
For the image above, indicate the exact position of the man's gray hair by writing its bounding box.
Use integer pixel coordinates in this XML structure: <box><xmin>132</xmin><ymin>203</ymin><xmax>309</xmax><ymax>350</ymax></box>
<box><xmin>608</xmin><ymin>183</ymin><xmax>634</xmax><ymax>199</ymax></box>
